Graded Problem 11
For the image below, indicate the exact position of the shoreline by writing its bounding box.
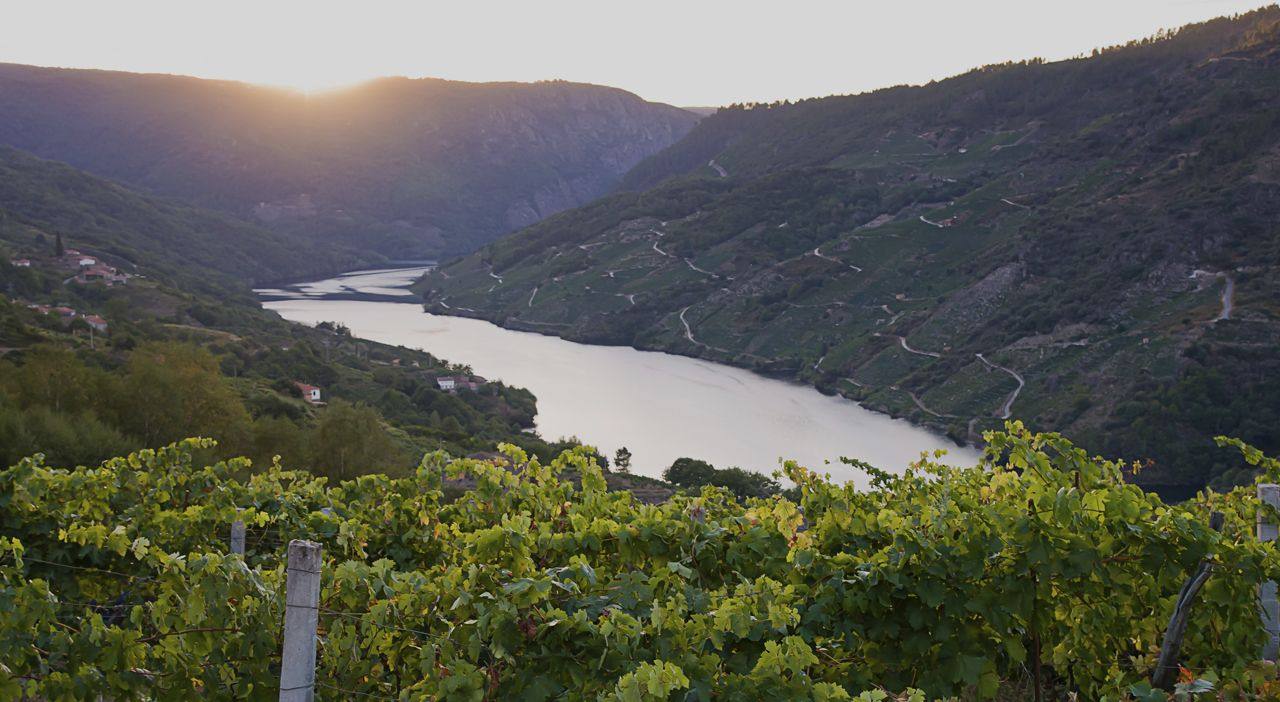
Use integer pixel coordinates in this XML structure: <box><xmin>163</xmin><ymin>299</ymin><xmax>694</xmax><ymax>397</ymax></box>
<box><xmin>417</xmin><ymin>299</ymin><xmax>977</xmax><ymax>452</ymax></box>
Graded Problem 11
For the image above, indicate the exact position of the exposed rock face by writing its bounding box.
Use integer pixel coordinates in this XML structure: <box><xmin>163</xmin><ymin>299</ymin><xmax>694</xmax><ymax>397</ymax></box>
<box><xmin>0</xmin><ymin>65</ymin><xmax>699</xmax><ymax>260</ymax></box>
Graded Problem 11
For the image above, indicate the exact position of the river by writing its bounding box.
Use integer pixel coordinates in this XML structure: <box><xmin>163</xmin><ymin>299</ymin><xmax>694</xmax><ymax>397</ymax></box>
<box><xmin>258</xmin><ymin>267</ymin><xmax>980</xmax><ymax>487</ymax></box>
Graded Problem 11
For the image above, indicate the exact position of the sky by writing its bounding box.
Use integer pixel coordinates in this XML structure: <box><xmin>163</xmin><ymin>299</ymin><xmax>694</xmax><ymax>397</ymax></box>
<box><xmin>1</xmin><ymin>0</ymin><xmax>1273</xmax><ymax>106</ymax></box>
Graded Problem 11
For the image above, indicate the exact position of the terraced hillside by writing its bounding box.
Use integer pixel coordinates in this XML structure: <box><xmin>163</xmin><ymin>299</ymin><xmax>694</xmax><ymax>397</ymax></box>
<box><xmin>420</xmin><ymin>9</ymin><xmax>1280</xmax><ymax>491</ymax></box>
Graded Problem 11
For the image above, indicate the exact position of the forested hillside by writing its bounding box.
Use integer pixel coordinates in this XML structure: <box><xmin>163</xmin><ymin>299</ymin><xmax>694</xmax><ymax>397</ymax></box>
<box><xmin>0</xmin><ymin>66</ymin><xmax>698</xmax><ymax>265</ymax></box>
<box><xmin>2</xmin><ymin>427</ymin><xmax>1278</xmax><ymax>699</ymax></box>
<box><xmin>0</xmin><ymin>147</ymin><xmax>371</xmax><ymax>286</ymax></box>
<box><xmin>0</xmin><ymin>149</ymin><xmax>575</xmax><ymax>477</ymax></box>
<box><xmin>422</xmin><ymin>9</ymin><xmax>1280</xmax><ymax>493</ymax></box>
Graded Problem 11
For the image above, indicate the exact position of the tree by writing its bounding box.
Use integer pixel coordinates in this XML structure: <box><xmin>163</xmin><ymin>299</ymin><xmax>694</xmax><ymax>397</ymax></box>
<box><xmin>663</xmin><ymin>457</ymin><xmax>780</xmax><ymax>500</ymax></box>
<box><xmin>2</xmin><ymin>345</ymin><xmax>98</xmax><ymax>414</ymax></box>
<box><xmin>664</xmin><ymin>457</ymin><xmax>716</xmax><ymax>488</ymax></box>
<box><xmin>614</xmin><ymin>447</ymin><xmax>632</xmax><ymax>473</ymax></box>
<box><xmin>54</xmin><ymin>232</ymin><xmax>65</xmax><ymax>258</ymax></box>
<box><xmin>114</xmin><ymin>342</ymin><xmax>252</xmax><ymax>452</ymax></box>
<box><xmin>308</xmin><ymin>400</ymin><xmax>405</xmax><ymax>480</ymax></box>
<box><xmin>247</xmin><ymin>415</ymin><xmax>306</xmax><ymax>469</ymax></box>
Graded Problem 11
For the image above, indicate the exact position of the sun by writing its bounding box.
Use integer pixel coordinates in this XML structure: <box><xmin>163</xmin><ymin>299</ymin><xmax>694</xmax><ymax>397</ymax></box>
<box><xmin>247</xmin><ymin>63</ymin><xmax>387</xmax><ymax>94</ymax></box>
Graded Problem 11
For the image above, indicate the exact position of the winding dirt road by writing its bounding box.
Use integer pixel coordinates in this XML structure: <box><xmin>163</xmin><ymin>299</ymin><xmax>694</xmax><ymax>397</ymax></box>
<box><xmin>976</xmin><ymin>353</ymin><xmax>1025</xmax><ymax>419</ymax></box>
<box><xmin>900</xmin><ymin>387</ymin><xmax>953</xmax><ymax>418</ymax></box>
<box><xmin>812</xmin><ymin>245</ymin><xmax>863</xmax><ymax>272</ymax></box>
<box><xmin>1192</xmin><ymin>269</ymin><xmax>1236</xmax><ymax>322</ymax></box>
<box><xmin>678</xmin><ymin>306</ymin><xmax>729</xmax><ymax>353</ymax></box>
<box><xmin>679</xmin><ymin>306</ymin><xmax>705</xmax><ymax>347</ymax></box>
<box><xmin>1219</xmin><ymin>276</ymin><xmax>1235</xmax><ymax>321</ymax></box>
<box><xmin>895</xmin><ymin>335</ymin><xmax>942</xmax><ymax>359</ymax></box>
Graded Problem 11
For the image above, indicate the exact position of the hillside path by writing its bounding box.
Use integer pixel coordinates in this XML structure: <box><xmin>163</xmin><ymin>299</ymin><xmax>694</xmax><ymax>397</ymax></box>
<box><xmin>976</xmin><ymin>353</ymin><xmax>1025</xmax><ymax>419</ymax></box>
<box><xmin>895</xmin><ymin>335</ymin><xmax>942</xmax><ymax>358</ymax></box>
<box><xmin>1219</xmin><ymin>275</ymin><xmax>1235</xmax><ymax>321</ymax></box>
<box><xmin>679</xmin><ymin>306</ymin><xmax>729</xmax><ymax>353</ymax></box>
<box><xmin>812</xmin><ymin>245</ymin><xmax>863</xmax><ymax>272</ymax></box>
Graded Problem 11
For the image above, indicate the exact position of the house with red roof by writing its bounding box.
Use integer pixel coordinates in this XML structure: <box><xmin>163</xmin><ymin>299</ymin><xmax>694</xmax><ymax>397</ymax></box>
<box><xmin>83</xmin><ymin>315</ymin><xmax>109</xmax><ymax>332</ymax></box>
<box><xmin>294</xmin><ymin>382</ymin><xmax>323</xmax><ymax>404</ymax></box>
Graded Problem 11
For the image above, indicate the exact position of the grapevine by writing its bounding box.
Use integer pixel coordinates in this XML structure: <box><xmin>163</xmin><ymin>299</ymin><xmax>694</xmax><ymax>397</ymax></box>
<box><xmin>1</xmin><ymin>423</ymin><xmax>1278</xmax><ymax>700</ymax></box>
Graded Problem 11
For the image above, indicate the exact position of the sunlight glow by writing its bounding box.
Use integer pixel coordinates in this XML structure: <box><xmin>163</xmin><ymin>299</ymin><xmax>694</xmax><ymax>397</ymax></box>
<box><xmin>1</xmin><ymin>0</ymin><xmax>1272</xmax><ymax>104</ymax></box>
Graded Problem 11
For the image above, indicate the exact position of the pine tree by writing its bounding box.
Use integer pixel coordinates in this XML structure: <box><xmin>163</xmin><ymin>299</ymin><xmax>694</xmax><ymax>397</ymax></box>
<box><xmin>614</xmin><ymin>446</ymin><xmax>632</xmax><ymax>473</ymax></box>
<box><xmin>54</xmin><ymin>232</ymin><xmax>65</xmax><ymax>258</ymax></box>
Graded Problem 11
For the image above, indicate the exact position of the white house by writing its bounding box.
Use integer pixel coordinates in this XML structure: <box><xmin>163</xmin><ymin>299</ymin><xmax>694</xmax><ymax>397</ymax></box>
<box><xmin>10</xmin><ymin>258</ymin><xmax>31</xmax><ymax>267</ymax></box>
<box><xmin>436</xmin><ymin>375</ymin><xmax>486</xmax><ymax>393</ymax></box>
<box><xmin>82</xmin><ymin>315</ymin><xmax>109</xmax><ymax>332</ymax></box>
<box><xmin>294</xmin><ymin>382</ymin><xmax>323</xmax><ymax>404</ymax></box>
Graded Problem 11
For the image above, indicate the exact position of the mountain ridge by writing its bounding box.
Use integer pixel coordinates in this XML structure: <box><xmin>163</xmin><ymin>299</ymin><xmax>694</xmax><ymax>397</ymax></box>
<box><xmin>420</xmin><ymin>7</ymin><xmax>1280</xmax><ymax>491</ymax></box>
<box><xmin>0</xmin><ymin>64</ymin><xmax>698</xmax><ymax>265</ymax></box>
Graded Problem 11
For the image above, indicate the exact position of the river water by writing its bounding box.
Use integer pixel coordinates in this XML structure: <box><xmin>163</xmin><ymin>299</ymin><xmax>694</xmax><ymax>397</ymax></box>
<box><xmin>258</xmin><ymin>267</ymin><xmax>979</xmax><ymax>486</ymax></box>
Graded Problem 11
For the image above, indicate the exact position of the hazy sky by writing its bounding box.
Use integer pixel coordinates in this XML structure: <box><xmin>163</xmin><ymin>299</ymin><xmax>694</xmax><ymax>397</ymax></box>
<box><xmin>2</xmin><ymin>1</ymin><xmax>1273</xmax><ymax>105</ymax></box>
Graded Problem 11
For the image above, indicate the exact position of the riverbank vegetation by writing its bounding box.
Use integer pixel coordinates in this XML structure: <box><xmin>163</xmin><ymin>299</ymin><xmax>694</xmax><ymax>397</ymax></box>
<box><xmin>0</xmin><ymin>151</ymin><xmax>569</xmax><ymax>477</ymax></box>
<box><xmin>420</xmin><ymin>8</ymin><xmax>1280</xmax><ymax>496</ymax></box>
<box><xmin>2</xmin><ymin>425</ymin><xmax>1278</xmax><ymax>699</ymax></box>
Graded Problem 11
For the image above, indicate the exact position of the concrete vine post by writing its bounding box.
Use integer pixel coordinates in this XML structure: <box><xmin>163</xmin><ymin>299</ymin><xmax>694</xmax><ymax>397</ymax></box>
<box><xmin>1259</xmin><ymin>484</ymin><xmax>1280</xmax><ymax>661</ymax></box>
<box><xmin>230</xmin><ymin>515</ymin><xmax>246</xmax><ymax>556</ymax></box>
<box><xmin>279</xmin><ymin>540</ymin><xmax>323</xmax><ymax>701</ymax></box>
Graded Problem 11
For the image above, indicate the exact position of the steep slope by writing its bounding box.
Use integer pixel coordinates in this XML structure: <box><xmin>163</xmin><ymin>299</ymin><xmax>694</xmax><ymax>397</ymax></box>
<box><xmin>0</xmin><ymin>151</ymin><xmax>561</xmax><ymax>471</ymax></box>
<box><xmin>421</xmin><ymin>9</ymin><xmax>1280</xmax><ymax>492</ymax></box>
<box><xmin>0</xmin><ymin>66</ymin><xmax>698</xmax><ymax>261</ymax></box>
<box><xmin>0</xmin><ymin>147</ymin><xmax>367</xmax><ymax>289</ymax></box>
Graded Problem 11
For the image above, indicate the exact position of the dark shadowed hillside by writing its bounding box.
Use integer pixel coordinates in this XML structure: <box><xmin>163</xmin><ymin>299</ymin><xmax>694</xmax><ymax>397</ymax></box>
<box><xmin>0</xmin><ymin>67</ymin><xmax>698</xmax><ymax>263</ymax></box>
<box><xmin>422</xmin><ymin>8</ymin><xmax>1280</xmax><ymax>492</ymax></box>
<box><xmin>0</xmin><ymin>147</ymin><xmax>365</xmax><ymax>288</ymax></box>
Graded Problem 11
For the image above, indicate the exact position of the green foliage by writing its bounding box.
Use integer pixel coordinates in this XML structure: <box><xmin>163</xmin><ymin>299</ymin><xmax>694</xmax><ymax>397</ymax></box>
<box><xmin>664</xmin><ymin>457</ymin><xmax>781</xmax><ymax>500</ymax></box>
<box><xmin>4</xmin><ymin>427</ymin><xmax>1273</xmax><ymax>698</ymax></box>
<box><xmin>115</xmin><ymin>342</ymin><xmax>253</xmax><ymax>449</ymax></box>
<box><xmin>615</xmin><ymin>446</ymin><xmax>633</xmax><ymax>473</ymax></box>
<box><xmin>309</xmin><ymin>399</ymin><xmax>406</xmax><ymax>479</ymax></box>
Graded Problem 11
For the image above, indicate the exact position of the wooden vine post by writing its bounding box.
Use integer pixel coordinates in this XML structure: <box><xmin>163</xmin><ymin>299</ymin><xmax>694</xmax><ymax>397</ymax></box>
<box><xmin>1150</xmin><ymin>511</ymin><xmax>1224</xmax><ymax>691</ymax></box>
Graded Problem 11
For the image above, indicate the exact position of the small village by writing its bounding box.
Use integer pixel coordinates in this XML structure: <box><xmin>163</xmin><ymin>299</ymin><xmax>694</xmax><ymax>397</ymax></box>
<box><xmin>6</xmin><ymin>239</ymin><xmax>133</xmax><ymax>338</ymax></box>
<box><xmin>22</xmin><ymin>303</ymin><xmax>108</xmax><ymax>333</ymax></box>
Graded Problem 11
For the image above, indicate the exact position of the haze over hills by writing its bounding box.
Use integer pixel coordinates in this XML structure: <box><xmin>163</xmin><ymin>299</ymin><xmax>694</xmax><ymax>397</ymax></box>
<box><xmin>421</xmin><ymin>8</ymin><xmax>1280</xmax><ymax>491</ymax></box>
<box><xmin>0</xmin><ymin>64</ymin><xmax>698</xmax><ymax>266</ymax></box>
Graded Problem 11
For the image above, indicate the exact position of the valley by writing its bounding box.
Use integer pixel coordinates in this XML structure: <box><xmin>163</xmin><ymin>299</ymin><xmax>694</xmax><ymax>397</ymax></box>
<box><xmin>0</xmin><ymin>65</ymin><xmax>698</xmax><ymax>272</ymax></box>
<box><xmin>262</xmin><ymin>267</ymin><xmax>978</xmax><ymax>485</ymax></box>
<box><xmin>420</xmin><ymin>9</ymin><xmax>1280</xmax><ymax>492</ymax></box>
<box><xmin>4</xmin><ymin>4</ymin><xmax>1280</xmax><ymax>700</ymax></box>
